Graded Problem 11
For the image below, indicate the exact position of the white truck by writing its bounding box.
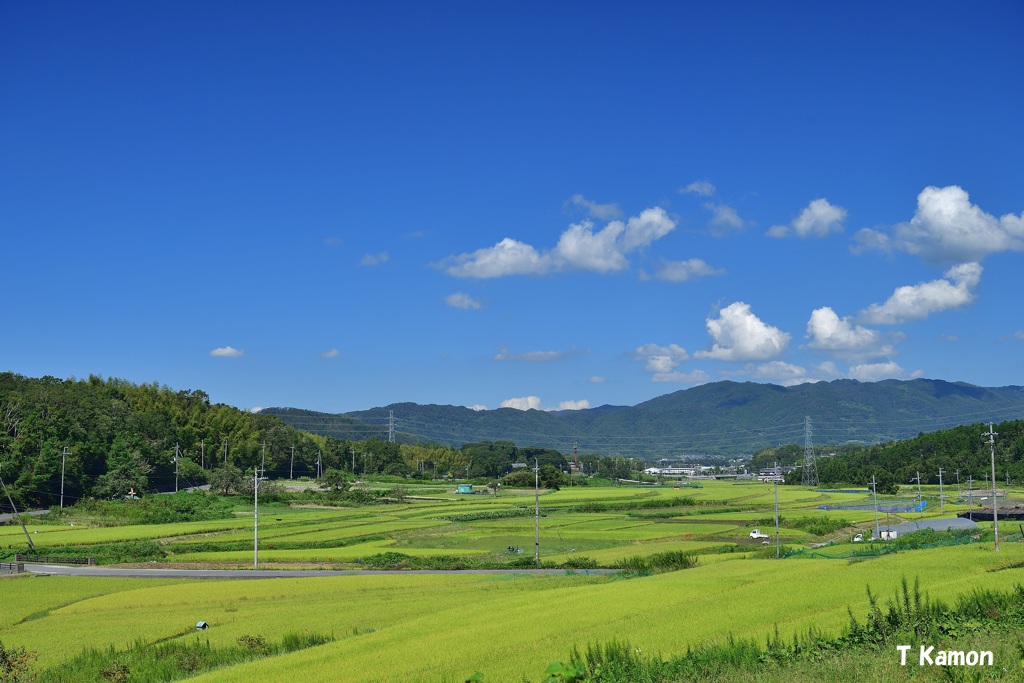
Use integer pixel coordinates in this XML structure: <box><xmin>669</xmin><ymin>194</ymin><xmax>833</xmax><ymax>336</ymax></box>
<box><xmin>749</xmin><ymin>529</ymin><xmax>770</xmax><ymax>540</ymax></box>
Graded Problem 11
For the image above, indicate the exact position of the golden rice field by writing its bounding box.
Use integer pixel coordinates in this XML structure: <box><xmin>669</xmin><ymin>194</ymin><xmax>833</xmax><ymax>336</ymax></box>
<box><xmin>1</xmin><ymin>479</ymin><xmax>1018</xmax><ymax>681</ymax></box>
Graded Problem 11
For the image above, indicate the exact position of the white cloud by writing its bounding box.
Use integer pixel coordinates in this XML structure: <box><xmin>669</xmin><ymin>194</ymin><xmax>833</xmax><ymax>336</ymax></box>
<box><xmin>806</xmin><ymin>307</ymin><xmax>888</xmax><ymax>356</ymax></box>
<box><xmin>705</xmin><ymin>203</ymin><xmax>746</xmax><ymax>234</ymax></box>
<box><xmin>553</xmin><ymin>220</ymin><xmax>630</xmax><ymax>272</ymax></box>
<box><xmin>360</xmin><ymin>251</ymin><xmax>389</xmax><ymax>266</ymax></box>
<box><xmin>557</xmin><ymin>399</ymin><xmax>591</xmax><ymax>411</ymax></box>
<box><xmin>438</xmin><ymin>207</ymin><xmax>676</xmax><ymax>278</ymax></box>
<box><xmin>645</xmin><ymin>258</ymin><xmax>724</xmax><ymax>283</ymax></box>
<box><xmin>445</xmin><ymin>292</ymin><xmax>482</xmax><ymax>310</ymax></box>
<box><xmin>568</xmin><ymin>194</ymin><xmax>623</xmax><ymax>220</ymax></box>
<box><xmin>860</xmin><ymin>262</ymin><xmax>982</xmax><ymax>324</ymax></box>
<box><xmin>750</xmin><ymin>361</ymin><xmax>811</xmax><ymax>385</ymax></box>
<box><xmin>694</xmin><ymin>302</ymin><xmax>791</xmax><ymax>361</ymax></box>
<box><xmin>651</xmin><ymin>369</ymin><xmax>711</xmax><ymax>385</ymax></box>
<box><xmin>767</xmin><ymin>198</ymin><xmax>847</xmax><ymax>238</ymax></box>
<box><xmin>588</xmin><ymin>376</ymin><xmax>606</xmax><ymax>384</ymax></box>
<box><xmin>853</xmin><ymin>185</ymin><xmax>1024</xmax><ymax>264</ymax></box>
<box><xmin>681</xmin><ymin>180</ymin><xmax>715</xmax><ymax>196</ymax></box>
<box><xmin>210</xmin><ymin>346</ymin><xmax>244</xmax><ymax>358</ymax></box>
<box><xmin>467</xmin><ymin>404</ymin><xmax>487</xmax><ymax>411</ymax></box>
<box><xmin>634</xmin><ymin>343</ymin><xmax>688</xmax><ymax>374</ymax></box>
<box><xmin>442</xmin><ymin>238</ymin><xmax>546</xmax><ymax>278</ymax></box>
<box><xmin>495</xmin><ymin>345</ymin><xmax>576</xmax><ymax>362</ymax></box>
<box><xmin>250</xmin><ymin>407</ymin><xmax>263</xmax><ymax>413</ymax></box>
<box><xmin>1015</xmin><ymin>331</ymin><xmax>1024</xmax><ymax>341</ymax></box>
<box><xmin>848</xmin><ymin>361</ymin><xmax>905</xmax><ymax>382</ymax></box>
<box><xmin>501</xmin><ymin>396</ymin><xmax>542</xmax><ymax>410</ymax></box>
<box><xmin>320</xmin><ymin>348</ymin><xmax>340</xmax><ymax>359</ymax></box>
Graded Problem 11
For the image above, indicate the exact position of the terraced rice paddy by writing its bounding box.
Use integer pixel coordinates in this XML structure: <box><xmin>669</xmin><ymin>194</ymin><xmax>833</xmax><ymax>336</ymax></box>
<box><xmin>1</xmin><ymin>479</ymin><xmax>1019</xmax><ymax>681</ymax></box>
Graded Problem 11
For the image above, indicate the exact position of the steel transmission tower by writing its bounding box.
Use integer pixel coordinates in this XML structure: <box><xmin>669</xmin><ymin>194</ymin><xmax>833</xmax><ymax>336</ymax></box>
<box><xmin>802</xmin><ymin>416</ymin><xmax>819</xmax><ymax>487</ymax></box>
<box><xmin>388</xmin><ymin>410</ymin><xmax>396</xmax><ymax>443</ymax></box>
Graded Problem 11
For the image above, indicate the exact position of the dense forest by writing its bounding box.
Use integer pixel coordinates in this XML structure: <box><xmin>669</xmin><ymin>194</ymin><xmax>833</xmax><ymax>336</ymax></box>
<box><xmin>749</xmin><ymin>420</ymin><xmax>1024</xmax><ymax>493</ymax></box>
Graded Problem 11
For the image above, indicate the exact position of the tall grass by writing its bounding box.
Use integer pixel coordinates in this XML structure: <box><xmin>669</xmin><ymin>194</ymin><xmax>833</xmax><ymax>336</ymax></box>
<box><xmin>541</xmin><ymin>578</ymin><xmax>1024</xmax><ymax>681</ymax></box>
<box><xmin>35</xmin><ymin>631</ymin><xmax>334</xmax><ymax>682</ymax></box>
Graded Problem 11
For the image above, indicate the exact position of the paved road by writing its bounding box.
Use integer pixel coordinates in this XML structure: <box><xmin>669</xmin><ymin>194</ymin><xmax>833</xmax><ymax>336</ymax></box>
<box><xmin>23</xmin><ymin>564</ymin><xmax>616</xmax><ymax>579</ymax></box>
<box><xmin>0</xmin><ymin>510</ymin><xmax>50</xmax><ymax>523</ymax></box>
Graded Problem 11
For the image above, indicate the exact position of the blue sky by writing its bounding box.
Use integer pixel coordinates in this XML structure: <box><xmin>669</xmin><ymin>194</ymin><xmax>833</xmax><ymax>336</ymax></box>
<box><xmin>3</xmin><ymin>2</ymin><xmax>1023</xmax><ymax>415</ymax></box>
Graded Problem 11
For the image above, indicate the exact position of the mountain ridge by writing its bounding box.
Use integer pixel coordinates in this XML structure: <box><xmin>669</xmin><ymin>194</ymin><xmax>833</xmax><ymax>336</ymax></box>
<box><xmin>260</xmin><ymin>378</ymin><xmax>1024</xmax><ymax>459</ymax></box>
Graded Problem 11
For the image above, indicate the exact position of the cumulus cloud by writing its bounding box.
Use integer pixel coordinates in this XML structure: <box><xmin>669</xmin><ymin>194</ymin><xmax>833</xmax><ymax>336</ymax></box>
<box><xmin>705</xmin><ymin>203</ymin><xmax>746</xmax><ymax>234</ymax></box>
<box><xmin>495</xmin><ymin>345</ymin><xmax>577</xmax><ymax>362</ymax></box>
<box><xmin>767</xmin><ymin>198</ymin><xmax>847</xmax><ymax>238</ymax></box>
<box><xmin>694</xmin><ymin>302</ymin><xmax>791</xmax><ymax>361</ymax></box>
<box><xmin>848</xmin><ymin>361</ymin><xmax>906</xmax><ymax>381</ymax></box>
<box><xmin>852</xmin><ymin>185</ymin><xmax>1024</xmax><ymax>264</ymax></box>
<box><xmin>748</xmin><ymin>361</ymin><xmax>812</xmax><ymax>386</ymax></box>
<box><xmin>467</xmin><ymin>404</ymin><xmax>487</xmax><ymax>411</ymax></box>
<box><xmin>806</xmin><ymin>307</ymin><xmax>890</xmax><ymax>357</ymax></box>
<box><xmin>320</xmin><ymin>348</ymin><xmax>340</xmax><ymax>359</ymax></box>
<box><xmin>360</xmin><ymin>251</ymin><xmax>389</xmax><ymax>266</ymax></box>
<box><xmin>210</xmin><ymin>346</ymin><xmax>244</xmax><ymax>358</ymax></box>
<box><xmin>652</xmin><ymin>369</ymin><xmax>711</xmax><ymax>384</ymax></box>
<box><xmin>632</xmin><ymin>344</ymin><xmax>708</xmax><ymax>384</ymax></box>
<box><xmin>634</xmin><ymin>343</ymin><xmax>688</xmax><ymax>375</ymax></box>
<box><xmin>501</xmin><ymin>396</ymin><xmax>542</xmax><ymax>410</ymax></box>
<box><xmin>438</xmin><ymin>207</ymin><xmax>676</xmax><ymax>278</ymax></box>
<box><xmin>860</xmin><ymin>262</ymin><xmax>982</xmax><ymax>324</ymax></box>
<box><xmin>643</xmin><ymin>258</ymin><xmax>724</xmax><ymax>283</ymax></box>
<box><xmin>681</xmin><ymin>180</ymin><xmax>716</xmax><ymax>196</ymax></box>
<box><xmin>557</xmin><ymin>399</ymin><xmax>591</xmax><ymax>411</ymax></box>
<box><xmin>588</xmin><ymin>376</ymin><xmax>606</xmax><ymax>384</ymax></box>
<box><xmin>445</xmin><ymin>292</ymin><xmax>482</xmax><ymax>310</ymax></box>
<box><xmin>568</xmin><ymin>194</ymin><xmax>623</xmax><ymax>220</ymax></box>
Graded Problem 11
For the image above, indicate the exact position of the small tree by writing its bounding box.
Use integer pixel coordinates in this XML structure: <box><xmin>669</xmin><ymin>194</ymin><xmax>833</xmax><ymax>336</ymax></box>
<box><xmin>320</xmin><ymin>468</ymin><xmax>349</xmax><ymax>492</ymax></box>
<box><xmin>207</xmin><ymin>464</ymin><xmax>243</xmax><ymax>496</ymax></box>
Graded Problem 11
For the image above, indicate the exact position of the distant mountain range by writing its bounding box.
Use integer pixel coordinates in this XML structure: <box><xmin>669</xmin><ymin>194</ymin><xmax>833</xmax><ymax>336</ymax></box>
<box><xmin>260</xmin><ymin>379</ymin><xmax>1024</xmax><ymax>459</ymax></box>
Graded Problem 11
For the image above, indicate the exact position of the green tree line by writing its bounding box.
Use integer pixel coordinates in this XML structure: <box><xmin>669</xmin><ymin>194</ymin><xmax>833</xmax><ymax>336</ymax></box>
<box><xmin>747</xmin><ymin>420</ymin><xmax>1024</xmax><ymax>492</ymax></box>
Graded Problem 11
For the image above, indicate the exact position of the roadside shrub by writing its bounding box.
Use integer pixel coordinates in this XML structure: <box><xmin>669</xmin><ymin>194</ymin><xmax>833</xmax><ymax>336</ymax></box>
<box><xmin>561</xmin><ymin>556</ymin><xmax>599</xmax><ymax>570</ymax></box>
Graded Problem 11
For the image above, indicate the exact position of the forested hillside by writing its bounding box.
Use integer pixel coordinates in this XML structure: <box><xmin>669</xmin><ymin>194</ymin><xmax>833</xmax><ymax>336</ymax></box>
<box><xmin>749</xmin><ymin>419</ymin><xmax>1024</xmax><ymax>493</ymax></box>
<box><xmin>0</xmin><ymin>373</ymin><xmax>589</xmax><ymax>509</ymax></box>
<box><xmin>0</xmin><ymin>373</ymin><xmax>322</xmax><ymax>507</ymax></box>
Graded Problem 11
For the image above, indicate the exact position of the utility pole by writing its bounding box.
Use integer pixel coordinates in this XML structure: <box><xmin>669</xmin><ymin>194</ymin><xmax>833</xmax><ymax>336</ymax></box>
<box><xmin>224</xmin><ymin>440</ymin><xmax>228</xmax><ymax>468</ymax></box>
<box><xmin>316</xmin><ymin>450</ymin><xmax>322</xmax><ymax>478</ymax></box>
<box><xmin>290</xmin><ymin>446</ymin><xmax>295</xmax><ymax>479</ymax></box>
<box><xmin>60</xmin><ymin>447</ymin><xmax>69</xmax><ymax>509</ymax></box>
<box><xmin>173</xmin><ymin>442</ymin><xmax>180</xmax><ymax>493</ymax></box>
<box><xmin>938</xmin><ymin>468</ymin><xmax>944</xmax><ymax>512</ymax></box>
<box><xmin>534</xmin><ymin>457</ymin><xmax>540</xmax><ymax>566</ymax></box>
<box><xmin>773</xmin><ymin>461</ymin><xmax>780</xmax><ymax>559</ymax></box>
<box><xmin>987</xmin><ymin>423</ymin><xmax>999</xmax><ymax>552</ymax></box>
<box><xmin>253</xmin><ymin>466</ymin><xmax>267</xmax><ymax>569</ymax></box>
<box><xmin>261</xmin><ymin>441</ymin><xmax>266</xmax><ymax>471</ymax></box>
<box><xmin>968</xmin><ymin>475</ymin><xmax>974</xmax><ymax>521</ymax></box>
<box><xmin>871</xmin><ymin>475</ymin><xmax>880</xmax><ymax>541</ymax></box>
<box><xmin>913</xmin><ymin>471</ymin><xmax>923</xmax><ymax>517</ymax></box>
<box><xmin>351</xmin><ymin>448</ymin><xmax>355</xmax><ymax>473</ymax></box>
<box><xmin>201</xmin><ymin>439</ymin><xmax>205</xmax><ymax>470</ymax></box>
<box><xmin>955</xmin><ymin>468</ymin><xmax>960</xmax><ymax>495</ymax></box>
